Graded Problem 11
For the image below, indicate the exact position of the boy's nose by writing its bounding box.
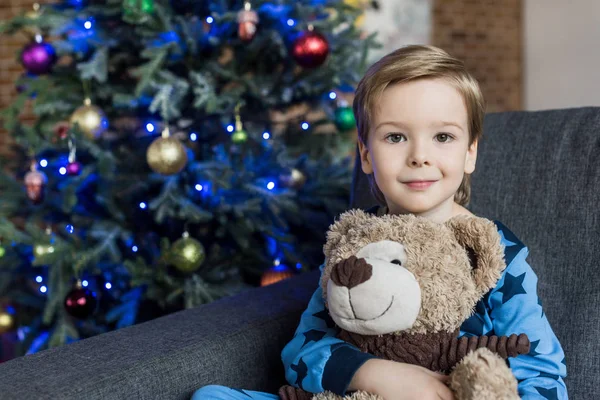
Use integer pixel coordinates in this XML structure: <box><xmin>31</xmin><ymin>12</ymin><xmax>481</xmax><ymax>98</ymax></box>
<box><xmin>330</xmin><ymin>256</ymin><xmax>372</xmax><ymax>289</ymax></box>
<box><xmin>407</xmin><ymin>142</ymin><xmax>431</xmax><ymax>167</ymax></box>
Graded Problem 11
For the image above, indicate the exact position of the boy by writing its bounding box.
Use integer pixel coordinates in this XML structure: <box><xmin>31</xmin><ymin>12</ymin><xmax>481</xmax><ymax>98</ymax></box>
<box><xmin>193</xmin><ymin>45</ymin><xmax>567</xmax><ymax>400</ymax></box>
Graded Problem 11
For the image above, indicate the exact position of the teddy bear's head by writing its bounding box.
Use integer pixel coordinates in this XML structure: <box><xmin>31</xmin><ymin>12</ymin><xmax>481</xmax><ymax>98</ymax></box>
<box><xmin>321</xmin><ymin>210</ymin><xmax>506</xmax><ymax>336</ymax></box>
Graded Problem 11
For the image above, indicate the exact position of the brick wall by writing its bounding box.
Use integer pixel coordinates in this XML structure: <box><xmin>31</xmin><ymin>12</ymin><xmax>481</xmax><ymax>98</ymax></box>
<box><xmin>0</xmin><ymin>0</ymin><xmax>37</xmax><ymax>160</ymax></box>
<box><xmin>432</xmin><ymin>0</ymin><xmax>523</xmax><ymax>112</ymax></box>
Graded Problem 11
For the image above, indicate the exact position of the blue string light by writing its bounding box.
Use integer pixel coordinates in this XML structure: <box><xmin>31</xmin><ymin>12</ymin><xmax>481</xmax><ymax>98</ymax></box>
<box><xmin>105</xmin><ymin>282</ymin><xmax>112</xmax><ymax>290</ymax></box>
<box><xmin>190</xmin><ymin>132</ymin><xmax>197</xmax><ymax>141</ymax></box>
<box><xmin>139</xmin><ymin>202</ymin><xmax>147</xmax><ymax>209</ymax></box>
<box><xmin>329</xmin><ymin>91</ymin><xmax>337</xmax><ymax>99</ymax></box>
<box><xmin>132</xmin><ymin>245</ymin><xmax>138</xmax><ymax>252</ymax></box>
<box><xmin>66</xmin><ymin>225</ymin><xmax>74</xmax><ymax>234</ymax></box>
<box><xmin>301</xmin><ymin>122</ymin><xmax>310</xmax><ymax>130</ymax></box>
<box><xmin>206</xmin><ymin>16</ymin><xmax>214</xmax><ymax>23</ymax></box>
<box><xmin>267</xmin><ymin>181</ymin><xmax>275</xmax><ymax>190</ymax></box>
<box><xmin>287</xmin><ymin>19</ymin><xmax>295</xmax><ymax>26</ymax></box>
<box><xmin>263</xmin><ymin>132</ymin><xmax>270</xmax><ymax>140</ymax></box>
<box><xmin>35</xmin><ymin>276</ymin><xmax>43</xmax><ymax>283</ymax></box>
<box><xmin>146</xmin><ymin>123</ymin><xmax>155</xmax><ymax>133</ymax></box>
<box><xmin>59</xmin><ymin>167</ymin><xmax>67</xmax><ymax>175</ymax></box>
<box><xmin>82</xmin><ymin>280</ymin><xmax>89</xmax><ymax>287</ymax></box>
<box><xmin>40</xmin><ymin>286</ymin><xmax>47</xmax><ymax>293</ymax></box>
<box><xmin>39</xmin><ymin>159</ymin><xmax>48</xmax><ymax>167</ymax></box>
<box><xmin>226</xmin><ymin>124</ymin><xmax>234</xmax><ymax>132</ymax></box>
<box><xmin>84</xmin><ymin>20</ymin><xmax>92</xmax><ymax>30</ymax></box>
<box><xmin>195</xmin><ymin>184</ymin><xmax>203</xmax><ymax>191</ymax></box>
<box><xmin>296</xmin><ymin>263</ymin><xmax>302</xmax><ymax>270</ymax></box>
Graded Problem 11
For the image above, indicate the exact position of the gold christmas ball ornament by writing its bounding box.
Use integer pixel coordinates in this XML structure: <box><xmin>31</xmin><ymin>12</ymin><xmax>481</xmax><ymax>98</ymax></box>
<box><xmin>169</xmin><ymin>232</ymin><xmax>206</xmax><ymax>273</ymax></box>
<box><xmin>23</xmin><ymin>3</ymin><xmax>42</xmax><ymax>35</ymax></box>
<box><xmin>70</xmin><ymin>98</ymin><xmax>109</xmax><ymax>140</ymax></box>
<box><xmin>279</xmin><ymin>168</ymin><xmax>307</xmax><ymax>189</ymax></box>
<box><xmin>147</xmin><ymin>127</ymin><xmax>188</xmax><ymax>175</ymax></box>
<box><xmin>0</xmin><ymin>309</ymin><xmax>15</xmax><ymax>334</ymax></box>
<box><xmin>34</xmin><ymin>243</ymin><xmax>55</xmax><ymax>257</ymax></box>
<box><xmin>25</xmin><ymin>3</ymin><xmax>41</xmax><ymax>19</ymax></box>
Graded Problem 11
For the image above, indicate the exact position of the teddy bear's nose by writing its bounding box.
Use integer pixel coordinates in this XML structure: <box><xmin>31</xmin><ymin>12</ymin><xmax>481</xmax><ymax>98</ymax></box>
<box><xmin>330</xmin><ymin>256</ymin><xmax>372</xmax><ymax>289</ymax></box>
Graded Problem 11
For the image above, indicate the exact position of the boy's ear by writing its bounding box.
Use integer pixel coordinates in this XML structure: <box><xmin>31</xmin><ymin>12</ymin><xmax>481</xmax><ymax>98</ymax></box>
<box><xmin>464</xmin><ymin>139</ymin><xmax>478</xmax><ymax>174</ymax></box>
<box><xmin>358</xmin><ymin>139</ymin><xmax>374</xmax><ymax>174</ymax></box>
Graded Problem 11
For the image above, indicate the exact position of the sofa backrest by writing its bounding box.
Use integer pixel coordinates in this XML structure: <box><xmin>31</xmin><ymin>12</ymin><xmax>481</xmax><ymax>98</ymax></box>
<box><xmin>351</xmin><ymin>107</ymin><xmax>600</xmax><ymax>400</ymax></box>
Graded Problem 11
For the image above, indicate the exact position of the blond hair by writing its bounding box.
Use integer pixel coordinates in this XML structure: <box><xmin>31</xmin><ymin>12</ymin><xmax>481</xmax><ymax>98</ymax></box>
<box><xmin>353</xmin><ymin>45</ymin><xmax>485</xmax><ymax>206</ymax></box>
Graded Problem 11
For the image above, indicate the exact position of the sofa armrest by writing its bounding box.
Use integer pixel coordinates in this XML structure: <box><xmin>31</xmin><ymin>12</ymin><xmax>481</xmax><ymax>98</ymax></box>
<box><xmin>0</xmin><ymin>270</ymin><xmax>320</xmax><ymax>400</ymax></box>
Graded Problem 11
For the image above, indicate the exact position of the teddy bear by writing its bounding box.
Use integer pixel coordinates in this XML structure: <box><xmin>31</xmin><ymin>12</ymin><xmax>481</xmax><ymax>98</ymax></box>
<box><xmin>279</xmin><ymin>209</ymin><xmax>531</xmax><ymax>400</ymax></box>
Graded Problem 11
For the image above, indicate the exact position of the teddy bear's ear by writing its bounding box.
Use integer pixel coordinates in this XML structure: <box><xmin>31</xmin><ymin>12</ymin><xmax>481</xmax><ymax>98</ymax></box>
<box><xmin>323</xmin><ymin>209</ymin><xmax>374</xmax><ymax>261</ymax></box>
<box><xmin>445</xmin><ymin>215</ymin><xmax>506</xmax><ymax>296</ymax></box>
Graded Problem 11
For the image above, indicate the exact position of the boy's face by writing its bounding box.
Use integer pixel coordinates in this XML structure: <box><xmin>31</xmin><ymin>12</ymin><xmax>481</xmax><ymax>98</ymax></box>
<box><xmin>358</xmin><ymin>78</ymin><xmax>478</xmax><ymax>217</ymax></box>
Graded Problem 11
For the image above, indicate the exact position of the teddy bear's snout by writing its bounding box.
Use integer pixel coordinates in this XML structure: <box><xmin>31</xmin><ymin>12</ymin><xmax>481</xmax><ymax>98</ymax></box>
<box><xmin>330</xmin><ymin>256</ymin><xmax>372</xmax><ymax>289</ymax></box>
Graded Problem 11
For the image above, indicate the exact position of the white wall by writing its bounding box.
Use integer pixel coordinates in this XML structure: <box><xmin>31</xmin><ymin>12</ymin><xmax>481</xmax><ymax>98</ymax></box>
<box><xmin>362</xmin><ymin>0</ymin><xmax>432</xmax><ymax>62</ymax></box>
<box><xmin>524</xmin><ymin>0</ymin><xmax>600</xmax><ymax>110</ymax></box>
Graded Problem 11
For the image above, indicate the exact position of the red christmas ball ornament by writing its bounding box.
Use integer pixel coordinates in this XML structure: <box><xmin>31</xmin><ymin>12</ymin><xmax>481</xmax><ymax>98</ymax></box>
<box><xmin>237</xmin><ymin>1</ymin><xmax>259</xmax><ymax>42</ymax></box>
<box><xmin>53</xmin><ymin>121</ymin><xmax>70</xmax><ymax>140</ymax></box>
<box><xmin>64</xmin><ymin>281</ymin><xmax>97</xmax><ymax>319</ymax></box>
<box><xmin>292</xmin><ymin>28</ymin><xmax>329</xmax><ymax>69</ymax></box>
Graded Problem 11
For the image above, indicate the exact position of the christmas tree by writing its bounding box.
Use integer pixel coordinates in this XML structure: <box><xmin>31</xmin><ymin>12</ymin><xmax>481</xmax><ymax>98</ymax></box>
<box><xmin>0</xmin><ymin>0</ymin><xmax>377</xmax><ymax>360</ymax></box>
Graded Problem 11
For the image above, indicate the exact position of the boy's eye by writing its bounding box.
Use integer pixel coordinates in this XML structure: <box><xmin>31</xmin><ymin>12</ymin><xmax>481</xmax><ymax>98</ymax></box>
<box><xmin>385</xmin><ymin>133</ymin><xmax>406</xmax><ymax>143</ymax></box>
<box><xmin>436</xmin><ymin>133</ymin><xmax>453</xmax><ymax>143</ymax></box>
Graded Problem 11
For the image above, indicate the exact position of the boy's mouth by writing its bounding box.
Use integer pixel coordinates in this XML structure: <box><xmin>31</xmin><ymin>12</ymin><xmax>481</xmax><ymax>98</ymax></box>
<box><xmin>403</xmin><ymin>180</ymin><xmax>437</xmax><ymax>190</ymax></box>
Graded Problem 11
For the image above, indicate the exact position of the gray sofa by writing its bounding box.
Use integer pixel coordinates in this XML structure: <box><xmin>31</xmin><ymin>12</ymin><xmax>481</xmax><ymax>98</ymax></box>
<box><xmin>0</xmin><ymin>108</ymin><xmax>598</xmax><ymax>399</ymax></box>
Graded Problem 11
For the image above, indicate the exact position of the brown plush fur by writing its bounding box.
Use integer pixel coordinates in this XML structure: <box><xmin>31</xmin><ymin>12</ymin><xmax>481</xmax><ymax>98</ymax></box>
<box><xmin>321</xmin><ymin>210</ymin><xmax>505</xmax><ymax>335</ymax></box>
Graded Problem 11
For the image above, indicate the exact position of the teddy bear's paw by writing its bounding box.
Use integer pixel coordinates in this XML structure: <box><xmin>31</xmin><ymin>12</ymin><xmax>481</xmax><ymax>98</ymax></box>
<box><xmin>449</xmin><ymin>347</ymin><xmax>519</xmax><ymax>400</ymax></box>
<box><xmin>312</xmin><ymin>391</ymin><xmax>339</xmax><ymax>400</ymax></box>
<box><xmin>312</xmin><ymin>390</ymin><xmax>382</xmax><ymax>400</ymax></box>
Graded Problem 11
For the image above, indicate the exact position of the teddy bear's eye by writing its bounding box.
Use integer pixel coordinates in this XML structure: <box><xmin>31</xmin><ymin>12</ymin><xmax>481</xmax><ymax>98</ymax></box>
<box><xmin>391</xmin><ymin>259</ymin><xmax>402</xmax><ymax>266</ymax></box>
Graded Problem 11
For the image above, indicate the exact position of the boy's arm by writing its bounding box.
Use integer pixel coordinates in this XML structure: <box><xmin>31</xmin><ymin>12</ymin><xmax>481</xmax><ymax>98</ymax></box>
<box><xmin>281</xmin><ymin>265</ymin><xmax>377</xmax><ymax>395</ymax></box>
<box><xmin>487</xmin><ymin>243</ymin><xmax>568</xmax><ymax>400</ymax></box>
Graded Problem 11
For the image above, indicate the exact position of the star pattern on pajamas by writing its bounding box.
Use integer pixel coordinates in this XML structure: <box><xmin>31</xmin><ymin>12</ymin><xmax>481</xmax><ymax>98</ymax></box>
<box><xmin>535</xmin><ymin>386</ymin><xmax>559</xmax><ymax>400</ymax></box>
<box><xmin>494</xmin><ymin>221</ymin><xmax>525</xmax><ymax>266</ymax></box>
<box><xmin>291</xmin><ymin>358</ymin><xmax>308</xmax><ymax>389</ymax></box>
<box><xmin>497</xmin><ymin>272</ymin><xmax>527</xmax><ymax>304</ymax></box>
<box><xmin>301</xmin><ymin>329</ymin><xmax>326</xmax><ymax>347</ymax></box>
<box><xmin>529</xmin><ymin>339</ymin><xmax>542</xmax><ymax>357</ymax></box>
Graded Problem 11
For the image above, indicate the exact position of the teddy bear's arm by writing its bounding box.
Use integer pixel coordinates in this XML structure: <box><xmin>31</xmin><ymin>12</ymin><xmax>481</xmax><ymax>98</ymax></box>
<box><xmin>443</xmin><ymin>333</ymin><xmax>531</xmax><ymax>370</ymax></box>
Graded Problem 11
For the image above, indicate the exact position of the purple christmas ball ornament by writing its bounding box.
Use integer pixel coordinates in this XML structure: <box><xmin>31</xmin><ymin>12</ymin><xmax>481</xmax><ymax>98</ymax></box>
<box><xmin>66</xmin><ymin>161</ymin><xmax>82</xmax><ymax>176</ymax></box>
<box><xmin>20</xmin><ymin>41</ymin><xmax>57</xmax><ymax>75</ymax></box>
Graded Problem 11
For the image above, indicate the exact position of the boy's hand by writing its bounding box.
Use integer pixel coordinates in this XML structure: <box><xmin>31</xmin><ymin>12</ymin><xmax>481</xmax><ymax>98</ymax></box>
<box><xmin>349</xmin><ymin>358</ymin><xmax>455</xmax><ymax>400</ymax></box>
